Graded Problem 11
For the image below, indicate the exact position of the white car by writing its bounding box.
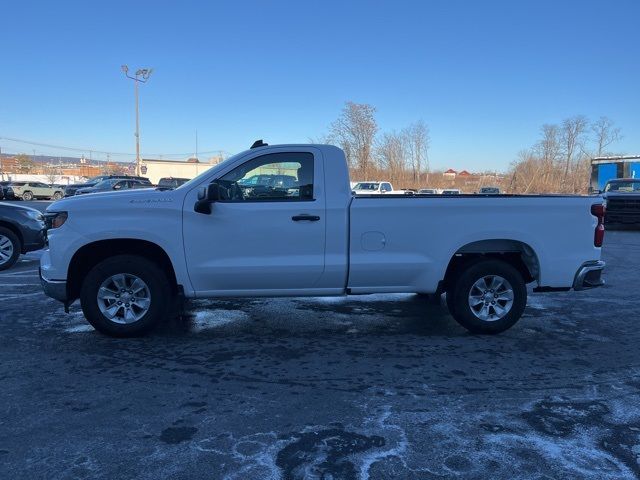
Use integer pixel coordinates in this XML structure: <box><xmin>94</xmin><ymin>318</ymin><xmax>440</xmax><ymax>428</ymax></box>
<box><xmin>441</xmin><ymin>189</ymin><xmax>461</xmax><ymax>195</ymax></box>
<box><xmin>352</xmin><ymin>181</ymin><xmax>394</xmax><ymax>194</ymax></box>
<box><xmin>41</xmin><ymin>143</ymin><xmax>605</xmax><ymax>337</ymax></box>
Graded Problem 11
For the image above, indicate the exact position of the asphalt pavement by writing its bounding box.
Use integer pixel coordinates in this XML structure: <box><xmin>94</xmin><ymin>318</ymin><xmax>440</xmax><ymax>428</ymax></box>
<box><xmin>1</xmin><ymin>230</ymin><xmax>640</xmax><ymax>479</ymax></box>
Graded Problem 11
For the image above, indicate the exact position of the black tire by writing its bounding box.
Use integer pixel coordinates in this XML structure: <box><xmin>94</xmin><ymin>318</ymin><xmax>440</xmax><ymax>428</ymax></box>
<box><xmin>80</xmin><ymin>255</ymin><xmax>172</xmax><ymax>337</ymax></box>
<box><xmin>448</xmin><ymin>259</ymin><xmax>527</xmax><ymax>334</ymax></box>
<box><xmin>22</xmin><ymin>191</ymin><xmax>33</xmax><ymax>201</ymax></box>
<box><xmin>0</xmin><ymin>227</ymin><xmax>21</xmax><ymax>271</ymax></box>
<box><xmin>52</xmin><ymin>191</ymin><xmax>63</xmax><ymax>200</ymax></box>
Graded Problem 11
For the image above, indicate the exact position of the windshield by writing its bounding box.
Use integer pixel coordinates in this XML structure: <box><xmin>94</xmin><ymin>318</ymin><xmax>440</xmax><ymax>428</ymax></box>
<box><xmin>353</xmin><ymin>182</ymin><xmax>380</xmax><ymax>190</ymax></box>
<box><xmin>93</xmin><ymin>179</ymin><xmax>119</xmax><ymax>189</ymax></box>
<box><xmin>605</xmin><ymin>181</ymin><xmax>640</xmax><ymax>192</ymax></box>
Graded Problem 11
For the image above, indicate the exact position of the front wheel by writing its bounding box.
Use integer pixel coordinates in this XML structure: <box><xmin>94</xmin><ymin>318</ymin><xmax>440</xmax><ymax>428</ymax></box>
<box><xmin>448</xmin><ymin>259</ymin><xmax>527</xmax><ymax>334</ymax></box>
<box><xmin>22</xmin><ymin>191</ymin><xmax>34</xmax><ymax>201</ymax></box>
<box><xmin>52</xmin><ymin>192</ymin><xmax>63</xmax><ymax>200</ymax></box>
<box><xmin>0</xmin><ymin>227</ymin><xmax>21</xmax><ymax>271</ymax></box>
<box><xmin>80</xmin><ymin>255</ymin><xmax>172</xmax><ymax>337</ymax></box>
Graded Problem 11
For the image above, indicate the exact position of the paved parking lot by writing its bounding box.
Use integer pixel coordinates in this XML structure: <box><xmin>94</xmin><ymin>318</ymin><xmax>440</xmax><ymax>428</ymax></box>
<box><xmin>1</xmin><ymin>230</ymin><xmax>640</xmax><ymax>479</ymax></box>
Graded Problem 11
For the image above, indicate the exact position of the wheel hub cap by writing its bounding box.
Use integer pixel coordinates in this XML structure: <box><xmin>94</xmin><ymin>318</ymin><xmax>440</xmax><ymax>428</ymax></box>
<box><xmin>468</xmin><ymin>275</ymin><xmax>514</xmax><ymax>322</ymax></box>
<box><xmin>97</xmin><ymin>273</ymin><xmax>151</xmax><ymax>324</ymax></box>
<box><xmin>0</xmin><ymin>235</ymin><xmax>14</xmax><ymax>264</ymax></box>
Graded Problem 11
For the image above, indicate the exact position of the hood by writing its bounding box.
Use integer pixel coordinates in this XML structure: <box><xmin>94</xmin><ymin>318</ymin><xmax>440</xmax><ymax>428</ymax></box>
<box><xmin>603</xmin><ymin>191</ymin><xmax>640</xmax><ymax>198</ymax></box>
<box><xmin>46</xmin><ymin>187</ymin><xmax>172</xmax><ymax>212</ymax></box>
<box><xmin>0</xmin><ymin>202</ymin><xmax>43</xmax><ymax>215</ymax></box>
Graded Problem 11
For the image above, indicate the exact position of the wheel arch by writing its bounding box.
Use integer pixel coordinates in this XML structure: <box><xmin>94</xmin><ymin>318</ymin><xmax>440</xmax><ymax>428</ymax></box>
<box><xmin>441</xmin><ymin>239</ymin><xmax>540</xmax><ymax>292</ymax></box>
<box><xmin>67</xmin><ymin>238</ymin><xmax>179</xmax><ymax>303</ymax></box>
<box><xmin>0</xmin><ymin>220</ymin><xmax>24</xmax><ymax>251</ymax></box>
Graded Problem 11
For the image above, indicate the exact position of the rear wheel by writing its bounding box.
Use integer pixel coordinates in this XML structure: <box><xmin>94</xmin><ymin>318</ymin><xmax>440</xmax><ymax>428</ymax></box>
<box><xmin>448</xmin><ymin>259</ymin><xmax>527</xmax><ymax>334</ymax></box>
<box><xmin>22</xmin><ymin>191</ymin><xmax>34</xmax><ymax>201</ymax></box>
<box><xmin>0</xmin><ymin>227</ymin><xmax>21</xmax><ymax>271</ymax></box>
<box><xmin>80</xmin><ymin>255</ymin><xmax>171</xmax><ymax>337</ymax></box>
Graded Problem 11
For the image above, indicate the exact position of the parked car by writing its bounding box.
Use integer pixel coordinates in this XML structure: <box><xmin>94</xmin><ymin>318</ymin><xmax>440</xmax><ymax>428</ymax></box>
<box><xmin>41</xmin><ymin>143</ymin><xmax>605</xmax><ymax>337</ymax></box>
<box><xmin>75</xmin><ymin>178</ymin><xmax>151</xmax><ymax>195</ymax></box>
<box><xmin>602</xmin><ymin>178</ymin><xmax>640</xmax><ymax>227</ymax></box>
<box><xmin>479</xmin><ymin>187</ymin><xmax>501</xmax><ymax>194</ymax></box>
<box><xmin>64</xmin><ymin>175</ymin><xmax>151</xmax><ymax>197</ymax></box>
<box><xmin>441</xmin><ymin>189</ymin><xmax>461</xmax><ymax>195</ymax></box>
<box><xmin>5</xmin><ymin>181</ymin><xmax>64</xmax><ymax>201</ymax></box>
<box><xmin>0</xmin><ymin>181</ymin><xmax>8</xmax><ymax>200</ymax></box>
<box><xmin>157</xmin><ymin>177</ymin><xmax>190</xmax><ymax>190</ymax></box>
<box><xmin>0</xmin><ymin>203</ymin><xmax>47</xmax><ymax>270</ymax></box>
<box><xmin>352</xmin><ymin>181</ymin><xmax>394</xmax><ymax>194</ymax></box>
<box><xmin>418</xmin><ymin>188</ymin><xmax>438</xmax><ymax>194</ymax></box>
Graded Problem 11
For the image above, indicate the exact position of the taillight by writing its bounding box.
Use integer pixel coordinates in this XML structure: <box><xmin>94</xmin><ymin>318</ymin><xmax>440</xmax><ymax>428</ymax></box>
<box><xmin>591</xmin><ymin>204</ymin><xmax>605</xmax><ymax>247</ymax></box>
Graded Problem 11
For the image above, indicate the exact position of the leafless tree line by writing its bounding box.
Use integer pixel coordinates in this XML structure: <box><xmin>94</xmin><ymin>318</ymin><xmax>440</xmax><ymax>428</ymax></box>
<box><xmin>320</xmin><ymin>101</ymin><xmax>431</xmax><ymax>187</ymax></box>
<box><xmin>508</xmin><ymin>116</ymin><xmax>622</xmax><ymax>194</ymax></box>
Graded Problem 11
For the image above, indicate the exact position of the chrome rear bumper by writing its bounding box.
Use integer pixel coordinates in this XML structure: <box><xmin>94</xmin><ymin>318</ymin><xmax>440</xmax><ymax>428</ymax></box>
<box><xmin>573</xmin><ymin>261</ymin><xmax>605</xmax><ymax>291</ymax></box>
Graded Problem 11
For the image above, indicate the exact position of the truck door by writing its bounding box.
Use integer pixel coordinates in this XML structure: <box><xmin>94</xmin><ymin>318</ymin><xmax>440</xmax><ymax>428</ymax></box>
<box><xmin>182</xmin><ymin>150</ymin><xmax>327</xmax><ymax>294</ymax></box>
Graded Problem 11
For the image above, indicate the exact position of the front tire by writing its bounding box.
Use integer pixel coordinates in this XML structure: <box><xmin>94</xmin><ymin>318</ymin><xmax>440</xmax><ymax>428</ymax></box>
<box><xmin>22</xmin><ymin>191</ymin><xmax>34</xmax><ymax>201</ymax></box>
<box><xmin>0</xmin><ymin>227</ymin><xmax>21</xmax><ymax>271</ymax></box>
<box><xmin>448</xmin><ymin>259</ymin><xmax>527</xmax><ymax>334</ymax></box>
<box><xmin>52</xmin><ymin>192</ymin><xmax>63</xmax><ymax>200</ymax></box>
<box><xmin>80</xmin><ymin>255</ymin><xmax>171</xmax><ymax>337</ymax></box>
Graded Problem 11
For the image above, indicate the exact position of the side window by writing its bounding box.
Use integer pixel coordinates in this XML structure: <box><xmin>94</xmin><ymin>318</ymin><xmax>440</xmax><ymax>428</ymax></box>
<box><xmin>218</xmin><ymin>152</ymin><xmax>314</xmax><ymax>202</ymax></box>
<box><xmin>384</xmin><ymin>183</ymin><xmax>392</xmax><ymax>192</ymax></box>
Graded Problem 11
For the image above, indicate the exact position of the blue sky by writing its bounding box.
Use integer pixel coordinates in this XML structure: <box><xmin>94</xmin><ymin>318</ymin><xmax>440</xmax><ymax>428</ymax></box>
<box><xmin>1</xmin><ymin>0</ymin><xmax>638</xmax><ymax>171</ymax></box>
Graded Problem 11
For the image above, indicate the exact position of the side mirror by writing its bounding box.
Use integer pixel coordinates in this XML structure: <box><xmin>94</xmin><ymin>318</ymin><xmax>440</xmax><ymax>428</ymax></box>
<box><xmin>194</xmin><ymin>182</ymin><xmax>221</xmax><ymax>214</ymax></box>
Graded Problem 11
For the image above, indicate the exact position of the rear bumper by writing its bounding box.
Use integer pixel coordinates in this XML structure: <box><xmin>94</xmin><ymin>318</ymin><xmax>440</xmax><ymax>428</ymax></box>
<box><xmin>39</xmin><ymin>268</ymin><xmax>67</xmax><ymax>302</ymax></box>
<box><xmin>573</xmin><ymin>261</ymin><xmax>605</xmax><ymax>291</ymax></box>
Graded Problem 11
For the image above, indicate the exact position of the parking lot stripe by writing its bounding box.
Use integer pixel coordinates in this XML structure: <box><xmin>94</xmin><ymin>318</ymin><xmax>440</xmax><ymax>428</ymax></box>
<box><xmin>0</xmin><ymin>292</ymin><xmax>44</xmax><ymax>301</ymax></box>
<box><xmin>1</xmin><ymin>269</ymin><xmax>39</xmax><ymax>276</ymax></box>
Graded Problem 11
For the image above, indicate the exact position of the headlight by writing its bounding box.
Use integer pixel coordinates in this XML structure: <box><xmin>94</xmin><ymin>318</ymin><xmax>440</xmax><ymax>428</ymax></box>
<box><xmin>45</xmin><ymin>211</ymin><xmax>68</xmax><ymax>229</ymax></box>
<box><xmin>25</xmin><ymin>210</ymin><xmax>44</xmax><ymax>222</ymax></box>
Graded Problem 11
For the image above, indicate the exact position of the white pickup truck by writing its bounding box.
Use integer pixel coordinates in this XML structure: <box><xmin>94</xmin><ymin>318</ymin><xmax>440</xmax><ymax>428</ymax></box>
<box><xmin>40</xmin><ymin>143</ymin><xmax>606</xmax><ymax>337</ymax></box>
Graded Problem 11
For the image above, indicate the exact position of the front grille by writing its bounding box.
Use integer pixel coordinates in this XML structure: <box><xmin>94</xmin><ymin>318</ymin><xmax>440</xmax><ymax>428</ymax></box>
<box><xmin>607</xmin><ymin>198</ymin><xmax>640</xmax><ymax>211</ymax></box>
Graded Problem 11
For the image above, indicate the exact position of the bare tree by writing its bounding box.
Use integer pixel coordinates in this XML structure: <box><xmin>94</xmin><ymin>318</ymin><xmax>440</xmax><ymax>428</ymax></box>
<box><xmin>329</xmin><ymin>102</ymin><xmax>378</xmax><ymax>179</ymax></box>
<box><xmin>45</xmin><ymin>165</ymin><xmax>60</xmax><ymax>185</ymax></box>
<box><xmin>560</xmin><ymin>115</ymin><xmax>589</xmax><ymax>190</ymax></box>
<box><xmin>403</xmin><ymin>120</ymin><xmax>430</xmax><ymax>184</ymax></box>
<box><xmin>534</xmin><ymin>124</ymin><xmax>561</xmax><ymax>190</ymax></box>
<box><xmin>376</xmin><ymin>132</ymin><xmax>408</xmax><ymax>185</ymax></box>
<box><xmin>15</xmin><ymin>154</ymin><xmax>35</xmax><ymax>173</ymax></box>
<box><xmin>591</xmin><ymin>116</ymin><xmax>622</xmax><ymax>157</ymax></box>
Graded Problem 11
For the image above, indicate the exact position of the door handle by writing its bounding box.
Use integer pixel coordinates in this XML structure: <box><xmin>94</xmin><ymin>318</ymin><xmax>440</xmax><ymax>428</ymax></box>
<box><xmin>292</xmin><ymin>214</ymin><xmax>320</xmax><ymax>222</ymax></box>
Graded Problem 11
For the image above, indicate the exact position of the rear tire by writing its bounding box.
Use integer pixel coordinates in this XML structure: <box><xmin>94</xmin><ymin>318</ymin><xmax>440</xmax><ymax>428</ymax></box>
<box><xmin>0</xmin><ymin>227</ymin><xmax>21</xmax><ymax>271</ymax></box>
<box><xmin>449</xmin><ymin>259</ymin><xmax>527</xmax><ymax>334</ymax></box>
<box><xmin>80</xmin><ymin>255</ymin><xmax>171</xmax><ymax>337</ymax></box>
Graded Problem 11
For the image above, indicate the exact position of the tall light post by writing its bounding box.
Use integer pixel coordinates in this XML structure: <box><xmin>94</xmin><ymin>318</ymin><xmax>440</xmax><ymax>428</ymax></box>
<box><xmin>121</xmin><ymin>65</ymin><xmax>153</xmax><ymax>175</ymax></box>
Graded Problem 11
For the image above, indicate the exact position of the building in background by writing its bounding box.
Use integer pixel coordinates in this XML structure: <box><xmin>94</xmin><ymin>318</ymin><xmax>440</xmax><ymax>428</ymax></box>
<box><xmin>591</xmin><ymin>155</ymin><xmax>640</xmax><ymax>191</ymax></box>
<box><xmin>140</xmin><ymin>156</ymin><xmax>223</xmax><ymax>184</ymax></box>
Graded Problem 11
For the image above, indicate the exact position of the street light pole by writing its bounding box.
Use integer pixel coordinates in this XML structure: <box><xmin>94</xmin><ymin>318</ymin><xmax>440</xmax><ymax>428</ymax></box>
<box><xmin>121</xmin><ymin>65</ymin><xmax>153</xmax><ymax>176</ymax></box>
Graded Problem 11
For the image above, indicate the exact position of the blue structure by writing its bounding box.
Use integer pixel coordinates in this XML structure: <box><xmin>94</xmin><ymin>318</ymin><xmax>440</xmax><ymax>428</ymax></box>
<box><xmin>591</xmin><ymin>155</ymin><xmax>640</xmax><ymax>191</ymax></box>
